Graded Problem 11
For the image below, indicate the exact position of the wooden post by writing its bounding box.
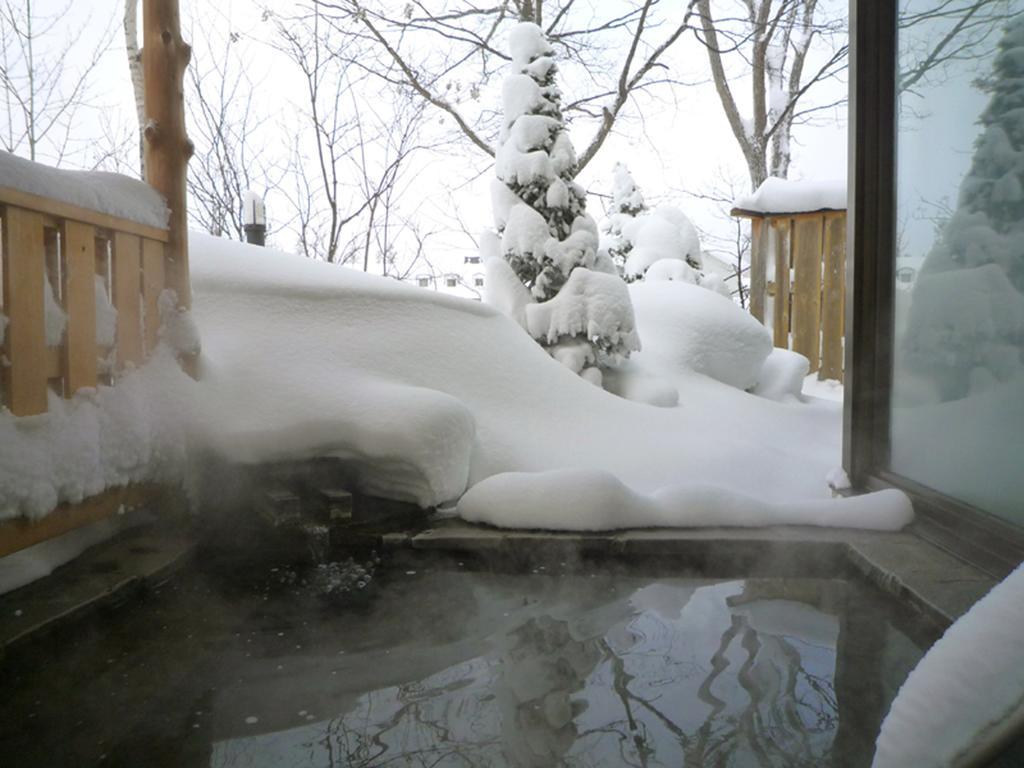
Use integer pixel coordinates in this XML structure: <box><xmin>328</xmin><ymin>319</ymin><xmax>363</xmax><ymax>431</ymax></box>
<box><xmin>772</xmin><ymin>217</ymin><xmax>792</xmax><ymax>349</ymax></box>
<box><xmin>63</xmin><ymin>221</ymin><xmax>98</xmax><ymax>395</ymax></box>
<box><xmin>820</xmin><ymin>213</ymin><xmax>847</xmax><ymax>381</ymax></box>
<box><xmin>142</xmin><ymin>0</ymin><xmax>192</xmax><ymax>310</ymax></box>
<box><xmin>749</xmin><ymin>217</ymin><xmax>767</xmax><ymax>323</ymax></box>
<box><xmin>2</xmin><ymin>208</ymin><xmax>48</xmax><ymax>415</ymax></box>
<box><xmin>792</xmin><ymin>215</ymin><xmax>824</xmax><ymax>372</ymax></box>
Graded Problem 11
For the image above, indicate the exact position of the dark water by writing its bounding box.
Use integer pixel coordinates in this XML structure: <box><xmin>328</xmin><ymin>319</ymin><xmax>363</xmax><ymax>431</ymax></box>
<box><xmin>0</xmin><ymin>557</ymin><xmax>939</xmax><ymax>768</ymax></box>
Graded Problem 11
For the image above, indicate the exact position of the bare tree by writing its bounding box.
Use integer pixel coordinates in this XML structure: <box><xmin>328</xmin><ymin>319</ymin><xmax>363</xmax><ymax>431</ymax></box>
<box><xmin>0</xmin><ymin>0</ymin><xmax>117</xmax><ymax>165</ymax></box>
<box><xmin>122</xmin><ymin>0</ymin><xmax>145</xmax><ymax>176</ymax></box>
<box><xmin>184</xmin><ymin>21</ymin><xmax>282</xmax><ymax>241</ymax></box>
<box><xmin>273</xmin><ymin>5</ymin><xmax>442</xmax><ymax>271</ymax></box>
<box><xmin>695</xmin><ymin>0</ymin><xmax>847</xmax><ymax>191</ymax></box>
<box><xmin>313</xmin><ymin>0</ymin><xmax>702</xmax><ymax>177</ymax></box>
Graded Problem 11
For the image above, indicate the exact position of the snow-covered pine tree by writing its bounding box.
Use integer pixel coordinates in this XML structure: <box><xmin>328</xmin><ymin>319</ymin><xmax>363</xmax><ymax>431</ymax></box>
<box><xmin>603</xmin><ymin>162</ymin><xmax>647</xmax><ymax>271</ymax></box>
<box><xmin>486</xmin><ymin>23</ymin><xmax>638</xmax><ymax>385</ymax></box>
<box><xmin>902</xmin><ymin>16</ymin><xmax>1024</xmax><ymax>400</ymax></box>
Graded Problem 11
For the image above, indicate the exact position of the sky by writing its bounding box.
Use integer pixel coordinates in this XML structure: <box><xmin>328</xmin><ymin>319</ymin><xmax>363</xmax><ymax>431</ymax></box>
<box><xmin>13</xmin><ymin>0</ymin><xmax>852</xmax><ymax>280</ymax></box>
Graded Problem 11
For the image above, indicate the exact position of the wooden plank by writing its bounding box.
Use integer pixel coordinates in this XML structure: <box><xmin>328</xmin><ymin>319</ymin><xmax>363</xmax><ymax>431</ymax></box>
<box><xmin>113</xmin><ymin>231</ymin><xmax>143</xmax><ymax>369</ymax></box>
<box><xmin>141</xmin><ymin>238</ymin><xmax>165</xmax><ymax>353</ymax></box>
<box><xmin>63</xmin><ymin>220</ymin><xmax>98</xmax><ymax>394</ymax></box>
<box><xmin>792</xmin><ymin>216</ymin><xmax>824</xmax><ymax>371</ymax></box>
<box><xmin>820</xmin><ymin>213</ymin><xmax>846</xmax><ymax>381</ymax></box>
<box><xmin>749</xmin><ymin>217</ymin><xmax>767</xmax><ymax>323</ymax></box>
<box><xmin>772</xmin><ymin>218</ymin><xmax>792</xmax><ymax>349</ymax></box>
<box><xmin>0</xmin><ymin>185</ymin><xmax>169</xmax><ymax>242</ymax></box>
<box><xmin>0</xmin><ymin>485</ymin><xmax>160</xmax><ymax>558</ymax></box>
<box><xmin>2</xmin><ymin>207</ymin><xmax>48</xmax><ymax>415</ymax></box>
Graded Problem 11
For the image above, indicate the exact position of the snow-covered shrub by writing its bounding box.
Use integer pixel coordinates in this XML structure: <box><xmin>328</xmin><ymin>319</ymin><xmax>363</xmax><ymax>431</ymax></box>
<box><xmin>622</xmin><ymin>206</ymin><xmax>703</xmax><ymax>282</ymax></box>
<box><xmin>484</xmin><ymin>22</ymin><xmax>638</xmax><ymax>384</ymax></box>
<box><xmin>630</xmin><ymin>281</ymin><xmax>772</xmax><ymax>390</ymax></box>
<box><xmin>601</xmin><ymin>162</ymin><xmax>647</xmax><ymax>270</ymax></box>
<box><xmin>901</xmin><ymin>17</ymin><xmax>1024</xmax><ymax>400</ymax></box>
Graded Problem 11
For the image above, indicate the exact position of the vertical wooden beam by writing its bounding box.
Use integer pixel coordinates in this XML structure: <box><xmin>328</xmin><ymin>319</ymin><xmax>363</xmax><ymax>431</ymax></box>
<box><xmin>142</xmin><ymin>0</ymin><xmax>192</xmax><ymax>310</ymax></box>
<box><xmin>821</xmin><ymin>213</ymin><xmax>847</xmax><ymax>381</ymax></box>
<box><xmin>113</xmin><ymin>232</ymin><xmax>143</xmax><ymax>369</ymax></box>
<box><xmin>141</xmin><ymin>238</ymin><xmax>165</xmax><ymax>353</ymax></box>
<box><xmin>63</xmin><ymin>221</ymin><xmax>98</xmax><ymax>394</ymax></box>
<box><xmin>772</xmin><ymin>217</ymin><xmax>792</xmax><ymax>349</ymax></box>
<box><xmin>2</xmin><ymin>207</ymin><xmax>48</xmax><ymax>415</ymax></box>
<box><xmin>792</xmin><ymin>215</ymin><xmax>824</xmax><ymax>372</ymax></box>
<box><xmin>749</xmin><ymin>217</ymin><xmax>767</xmax><ymax>323</ymax></box>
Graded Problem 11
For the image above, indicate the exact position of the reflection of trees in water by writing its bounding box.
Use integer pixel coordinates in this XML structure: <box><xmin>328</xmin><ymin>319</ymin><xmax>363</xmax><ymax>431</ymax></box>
<box><xmin>266</xmin><ymin>583</ymin><xmax>841</xmax><ymax>768</ymax></box>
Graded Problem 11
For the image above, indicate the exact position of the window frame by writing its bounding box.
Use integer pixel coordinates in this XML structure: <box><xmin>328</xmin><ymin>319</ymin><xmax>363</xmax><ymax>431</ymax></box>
<box><xmin>846</xmin><ymin>0</ymin><xmax>1024</xmax><ymax>578</ymax></box>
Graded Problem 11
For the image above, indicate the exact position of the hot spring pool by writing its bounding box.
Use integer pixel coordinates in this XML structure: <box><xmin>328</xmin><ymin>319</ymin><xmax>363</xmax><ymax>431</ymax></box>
<box><xmin>0</xmin><ymin>553</ymin><xmax>940</xmax><ymax>767</ymax></box>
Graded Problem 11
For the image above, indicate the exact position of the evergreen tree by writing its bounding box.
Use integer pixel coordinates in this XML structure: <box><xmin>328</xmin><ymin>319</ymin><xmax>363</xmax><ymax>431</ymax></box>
<box><xmin>486</xmin><ymin>23</ymin><xmax>638</xmax><ymax>384</ymax></box>
<box><xmin>603</xmin><ymin>163</ymin><xmax>647</xmax><ymax>272</ymax></box>
<box><xmin>902</xmin><ymin>17</ymin><xmax>1024</xmax><ymax>398</ymax></box>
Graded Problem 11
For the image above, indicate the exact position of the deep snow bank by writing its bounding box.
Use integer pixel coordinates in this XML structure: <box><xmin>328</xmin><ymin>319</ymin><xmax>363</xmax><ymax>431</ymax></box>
<box><xmin>187</xmin><ymin>234</ymin><xmax>901</xmax><ymax>529</ymax></box>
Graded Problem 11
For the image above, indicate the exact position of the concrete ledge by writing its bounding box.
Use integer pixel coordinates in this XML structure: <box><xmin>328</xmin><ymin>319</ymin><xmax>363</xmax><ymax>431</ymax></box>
<box><xmin>0</xmin><ymin>525</ymin><xmax>195</xmax><ymax>658</ymax></box>
<box><xmin>397</xmin><ymin>519</ymin><xmax>998</xmax><ymax>627</ymax></box>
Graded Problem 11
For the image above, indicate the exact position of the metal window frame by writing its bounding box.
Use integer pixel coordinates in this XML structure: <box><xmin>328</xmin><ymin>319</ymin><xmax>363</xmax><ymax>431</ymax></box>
<box><xmin>845</xmin><ymin>0</ymin><xmax>1024</xmax><ymax>579</ymax></box>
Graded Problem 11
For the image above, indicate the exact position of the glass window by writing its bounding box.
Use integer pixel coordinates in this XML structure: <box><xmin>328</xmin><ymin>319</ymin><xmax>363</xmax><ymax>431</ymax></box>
<box><xmin>446</xmin><ymin>275</ymin><xmax>458</xmax><ymax>287</ymax></box>
<box><xmin>891</xmin><ymin>5</ymin><xmax>1024</xmax><ymax>524</ymax></box>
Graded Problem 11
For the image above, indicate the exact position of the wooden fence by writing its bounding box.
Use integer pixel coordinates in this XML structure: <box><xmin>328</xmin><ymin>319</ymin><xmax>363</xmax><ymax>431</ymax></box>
<box><xmin>732</xmin><ymin>207</ymin><xmax>847</xmax><ymax>382</ymax></box>
<box><xmin>0</xmin><ymin>186</ymin><xmax>172</xmax><ymax>416</ymax></box>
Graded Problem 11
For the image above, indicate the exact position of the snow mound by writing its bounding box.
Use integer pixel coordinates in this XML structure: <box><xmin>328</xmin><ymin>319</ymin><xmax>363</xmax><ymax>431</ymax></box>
<box><xmin>601</xmin><ymin>362</ymin><xmax>679</xmax><ymax>408</ymax></box>
<box><xmin>623</xmin><ymin>206</ymin><xmax>703</xmax><ymax>280</ymax></box>
<box><xmin>753</xmin><ymin>348</ymin><xmax>810</xmax><ymax>402</ymax></box>
<box><xmin>644</xmin><ymin>258</ymin><xmax>699</xmax><ymax>284</ymax></box>
<box><xmin>0</xmin><ymin>151</ymin><xmax>169</xmax><ymax>228</ymax></box>
<box><xmin>733</xmin><ymin>177</ymin><xmax>846</xmax><ymax>214</ymax></box>
<box><xmin>458</xmin><ymin>469</ymin><xmax>914</xmax><ymax>531</ymax></box>
<box><xmin>630</xmin><ymin>281</ymin><xmax>772</xmax><ymax>390</ymax></box>
<box><xmin>872</xmin><ymin>562</ymin><xmax>1024</xmax><ymax>768</ymax></box>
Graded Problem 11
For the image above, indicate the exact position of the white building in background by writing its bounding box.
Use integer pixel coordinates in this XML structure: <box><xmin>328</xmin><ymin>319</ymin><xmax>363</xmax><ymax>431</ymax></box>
<box><xmin>414</xmin><ymin>254</ymin><xmax>486</xmax><ymax>301</ymax></box>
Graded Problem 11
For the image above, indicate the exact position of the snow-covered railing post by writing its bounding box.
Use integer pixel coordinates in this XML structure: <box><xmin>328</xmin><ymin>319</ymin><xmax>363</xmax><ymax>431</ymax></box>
<box><xmin>731</xmin><ymin>178</ymin><xmax>847</xmax><ymax>382</ymax></box>
<box><xmin>142</xmin><ymin>0</ymin><xmax>192</xmax><ymax>314</ymax></box>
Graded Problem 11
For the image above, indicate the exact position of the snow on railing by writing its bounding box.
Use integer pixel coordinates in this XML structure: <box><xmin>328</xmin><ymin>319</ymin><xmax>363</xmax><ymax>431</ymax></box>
<box><xmin>0</xmin><ymin>159</ymin><xmax>173</xmax><ymax>417</ymax></box>
<box><xmin>732</xmin><ymin>179</ymin><xmax>847</xmax><ymax>382</ymax></box>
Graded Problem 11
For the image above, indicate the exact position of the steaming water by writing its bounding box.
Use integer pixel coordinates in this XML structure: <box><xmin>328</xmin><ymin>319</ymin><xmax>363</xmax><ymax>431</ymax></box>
<box><xmin>0</xmin><ymin>556</ymin><xmax>937</xmax><ymax>767</ymax></box>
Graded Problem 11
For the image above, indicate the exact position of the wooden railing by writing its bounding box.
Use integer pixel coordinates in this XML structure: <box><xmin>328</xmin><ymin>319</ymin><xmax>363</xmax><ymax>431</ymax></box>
<box><xmin>0</xmin><ymin>185</ymin><xmax>171</xmax><ymax>416</ymax></box>
<box><xmin>733</xmin><ymin>208</ymin><xmax>847</xmax><ymax>382</ymax></box>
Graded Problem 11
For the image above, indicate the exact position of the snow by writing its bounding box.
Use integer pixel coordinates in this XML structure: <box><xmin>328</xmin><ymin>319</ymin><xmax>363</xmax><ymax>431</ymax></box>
<box><xmin>242</xmin><ymin>191</ymin><xmax>265</xmax><ymax>226</ymax></box>
<box><xmin>457</xmin><ymin>469</ymin><xmax>913</xmax><ymax>532</ymax></box>
<box><xmin>733</xmin><ymin>177</ymin><xmax>846</xmax><ymax>214</ymax></box>
<box><xmin>0</xmin><ymin>349</ymin><xmax>192</xmax><ymax>521</ymax></box>
<box><xmin>872</xmin><ymin>562</ymin><xmax>1024</xmax><ymax>768</ymax></box>
<box><xmin>643</xmin><ymin>257</ymin><xmax>699</xmax><ymax>284</ymax></box>
<box><xmin>184</xmin><ymin>234</ymin><xmax>891</xmax><ymax>528</ymax></box>
<box><xmin>524</xmin><ymin>268</ymin><xmax>639</xmax><ymax>365</ymax></box>
<box><xmin>622</xmin><ymin>206</ymin><xmax>703</xmax><ymax>280</ymax></box>
<box><xmin>43</xmin><ymin>271</ymin><xmax>67</xmax><ymax>347</ymax></box>
<box><xmin>0</xmin><ymin>151</ymin><xmax>169</xmax><ymax>228</ymax></box>
<box><xmin>94</xmin><ymin>276</ymin><xmax>117</xmax><ymax>347</ymax></box>
<box><xmin>629</xmin><ymin>281</ymin><xmax>772</xmax><ymax>391</ymax></box>
<box><xmin>0</xmin><ymin>231</ymin><xmax>903</xmax><ymax>535</ymax></box>
<box><xmin>752</xmin><ymin>348</ymin><xmax>811</xmax><ymax>402</ymax></box>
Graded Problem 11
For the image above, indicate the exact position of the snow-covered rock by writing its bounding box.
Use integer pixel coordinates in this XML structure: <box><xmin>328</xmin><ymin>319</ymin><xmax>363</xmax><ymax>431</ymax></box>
<box><xmin>630</xmin><ymin>281</ymin><xmax>772</xmax><ymax>390</ymax></box>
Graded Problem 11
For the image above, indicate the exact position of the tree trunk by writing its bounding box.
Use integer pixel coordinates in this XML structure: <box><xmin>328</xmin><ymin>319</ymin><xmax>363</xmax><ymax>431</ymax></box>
<box><xmin>142</xmin><ymin>0</ymin><xmax>192</xmax><ymax>309</ymax></box>
<box><xmin>124</xmin><ymin>0</ymin><xmax>146</xmax><ymax>176</ymax></box>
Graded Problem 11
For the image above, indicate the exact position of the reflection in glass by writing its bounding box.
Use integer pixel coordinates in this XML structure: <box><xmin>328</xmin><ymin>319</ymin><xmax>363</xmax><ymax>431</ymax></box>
<box><xmin>893</xmin><ymin>5</ymin><xmax>1024</xmax><ymax>523</ymax></box>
